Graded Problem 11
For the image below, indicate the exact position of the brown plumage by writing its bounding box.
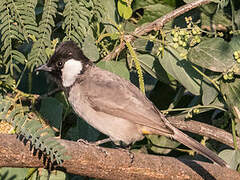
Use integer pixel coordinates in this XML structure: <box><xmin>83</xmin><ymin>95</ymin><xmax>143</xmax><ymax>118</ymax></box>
<box><xmin>36</xmin><ymin>41</ymin><xmax>228</xmax><ymax>167</ymax></box>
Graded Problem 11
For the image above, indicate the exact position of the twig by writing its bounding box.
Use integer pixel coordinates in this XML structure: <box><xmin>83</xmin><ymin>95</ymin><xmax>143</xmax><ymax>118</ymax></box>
<box><xmin>103</xmin><ymin>0</ymin><xmax>211</xmax><ymax>61</ymax></box>
<box><xmin>168</xmin><ymin>115</ymin><xmax>240</xmax><ymax>150</ymax></box>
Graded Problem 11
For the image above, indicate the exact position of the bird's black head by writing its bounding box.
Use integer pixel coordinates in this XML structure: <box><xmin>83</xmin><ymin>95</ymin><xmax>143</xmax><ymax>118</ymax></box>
<box><xmin>36</xmin><ymin>41</ymin><xmax>92</xmax><ymax>87</ymax></box>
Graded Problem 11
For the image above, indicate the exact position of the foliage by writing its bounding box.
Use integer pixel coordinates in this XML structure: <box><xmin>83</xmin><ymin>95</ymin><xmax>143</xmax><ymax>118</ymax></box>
<box><xmin>0</xmin><ymin>0</ymin><xmax>240</xmax><ymax>178</ymax></box>
<box><xmin>0</xmin><ymin>95</ymin><xmax>67</xmax><ymax>164</ymax></box>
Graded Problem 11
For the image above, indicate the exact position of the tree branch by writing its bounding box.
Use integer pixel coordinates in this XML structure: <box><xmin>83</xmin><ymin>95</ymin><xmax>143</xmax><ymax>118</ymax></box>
<box><xmin>168</xmin><ymin>115</ymin><xmax>240</xmax><ymax>149</ymax></box>
<box><xmin>103</xmin><ymin>0</ymin><xmax>211</xmax><ymax>61</ymax></box>
<box><xmin>0</xmin><ymin>134</ymin><xmax>239</xmax><ymax>180</ymax></box>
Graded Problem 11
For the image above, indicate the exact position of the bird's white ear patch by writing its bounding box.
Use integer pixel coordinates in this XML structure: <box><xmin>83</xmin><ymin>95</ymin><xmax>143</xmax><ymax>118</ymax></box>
<box><xmin>62</xmin><ymin>59</ymin><xmax>83</xmax><ymax>87</ymax></box>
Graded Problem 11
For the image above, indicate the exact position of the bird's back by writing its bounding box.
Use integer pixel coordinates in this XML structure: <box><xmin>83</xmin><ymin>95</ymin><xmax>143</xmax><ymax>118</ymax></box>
<box><xmin>72</xmin><ymin>65</ymin><xmax>174</xmax><ymax>137</ymax></box>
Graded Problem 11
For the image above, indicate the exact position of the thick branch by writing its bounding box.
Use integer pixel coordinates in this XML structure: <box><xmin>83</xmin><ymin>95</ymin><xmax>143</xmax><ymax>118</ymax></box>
<box><xmin>0</xmin><ymin>134</ymin><xmax>239</xmax><ymax>180</ymax></box>
<box><xmin>103</xmin><ymin>0</ymin><xmax>211</xmax><ymax>61</ymax></box>
<box><xmin>168</xmin><ymin>115</ymin><xmax>240</xmax><ymax>149</ymax></box>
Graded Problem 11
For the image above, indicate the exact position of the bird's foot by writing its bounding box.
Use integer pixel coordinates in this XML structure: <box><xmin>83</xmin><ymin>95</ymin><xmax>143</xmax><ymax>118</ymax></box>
<box><xmin>114</xmin><ymin>143</ymin><xmax>134</xmax><ymax>166</ymax></box>
<box><xmin>120</xmin><ymin>148</ymin><xmax>134</xmax><ymax>165</ymax></box>
<box><xmin>77</xmin><ymin>138</ymin><xmax>111</xmax><ymax>157</ymax></box>
<box><xmin>77</xmin><ymin>138</ymin><xmax>112</xmax><ymax>145</ymax></box>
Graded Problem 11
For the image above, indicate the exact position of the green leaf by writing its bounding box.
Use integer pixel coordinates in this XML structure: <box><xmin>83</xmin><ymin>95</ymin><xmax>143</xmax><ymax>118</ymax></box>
<box><xmin>97</xmin><ymin>60</ymin><xmax>130</xmax><ymax>80</ymax></box>
<box><xmin>201</xmin><ymin>80</ymin><xmax>218</xmax><ymax>105</ymax></box>
<box><xmin>159</xmin><ymin>47</ymin><xmax>202</xmax><ymax>95</ymax></box>
<box><xmin>12</xmin><ymin>50</ymin><xmax>26</xmax><ymax>64</ymax></box>
<box><xmin>31</xmin><ymin>169</ymin><xmax>66</xmax><ymax>180</ymax></box>
<box><xmin>229</xmin><ymin>35</ymin><xmax>240</xmax><ymax>51</ymax></box>
<box><xmin>201</xmin><ymin>4</ymin><xmax>232</xmax><ymax>28</ymax></box>
<box><xmin>39</xmin><ymin>97</ymin><xmax>63</xmax><ymax>130</ymax></box>
<box><xmin>133</xmin><ymin>38</ymin><xmax>151</xmax><ymax>52</ymax></box>
<box><xmin>133</xmin><ymin>0</ymin><xmax>176</xmax><ymax>9</ymax></box>
<box><xmin>210</xmin><ymin>96</ymin><xmax>225</xmax><ymax>108</ymax></box>
<box><xmin>101</xmin><ymin>0</ymin><xmax>118</xmax><ymax>32</ymax></box>
<box><xmin>117</xmin><ymin>0</ymin><xmax>132</xmax><ymax>19</ymax></box>
<box><xmin>82</xmin><ymin>32</ymin><xmax>99</xmax><ymax>61</ymax></box>
<box><xmin>219</xmin><ymin>149</ymin><xmax>240</xmax><ymax>170</ymax></box>
<box><xmin>188</xmin><ymin>38</ymin><xmax>237</xmax><ymax>73</ymax></box>
<box><xmin>147</xmin><ymin>135</ymin><xmax>180</xmax><ymax>154</ymax></box>
<box><xmin>138</xmin><ymin>54</ymin><xmax>170</xmax><ymax>84</ymax></box>
<box><xmin>133</xmin><ymin>1</ymin><xmax>174</xmax><ymax>25</ymax></box>
<box><xmin>65</xmin><ymin>116</ymin><xmax>100</xmax><ymax>142</ymax></box>
<box><xmin>124</xmin><ymin>6</ymin><xmax>133</xmax><ymax>19</ymax></box>
<box><xmin>220</xmin><ymin>78</ymin><xmax>240</xmax><ymax>118</ymax></box>
<box><xmin>0</xmin><ymin>168</ymin><xmax>28</xmax><ymax>179</ymax></box>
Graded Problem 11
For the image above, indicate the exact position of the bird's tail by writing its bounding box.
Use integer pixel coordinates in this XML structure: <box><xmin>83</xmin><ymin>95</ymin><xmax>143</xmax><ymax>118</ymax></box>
<box><xmin>159</xmin><ymin>114</ymin><xmax>228</xmax><ymax>167</ymax></box>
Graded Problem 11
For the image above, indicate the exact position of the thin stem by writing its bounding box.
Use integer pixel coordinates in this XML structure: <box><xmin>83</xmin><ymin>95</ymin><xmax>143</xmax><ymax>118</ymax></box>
<box><xmin>191</xmin><ymin>65</ymin><xmax>229</xmax><ymax>103</ymax></box>
<box><xmin>16</xmin><ymin>64</ymin><xmax>27</xmax><ymax>88</ymax></box>
<box><xmin>25</xmin><ymin>168</ymin><xmax>38</xmax><ymax>180</ymax></box>
<box><xmin>28</xmin><ymin>72</ymin><xmax>32</xmax><ymax>93</ymax></box>
<box><xmin>191</xmin><ymin>65</ymin><xmax>220</xmax><ymax>91</ymax></box>
<box><xmin>230</xmin><ymin>0</ymin><xmax>236</xmax><ymax>31</ymax></box>
<box><xmin>162</xmin><ymin>104</ymin><xmax>226</xmax><ymax>114</ymax></box>
<box><xmin>232</xmin><ymin>119</ymin><xmax>238</xmax><ymax>150</ymax></box>
<box><xmin>167</xmin><ymin>87</ymin><xmax>185</xmax><ymax>110</ymax></box>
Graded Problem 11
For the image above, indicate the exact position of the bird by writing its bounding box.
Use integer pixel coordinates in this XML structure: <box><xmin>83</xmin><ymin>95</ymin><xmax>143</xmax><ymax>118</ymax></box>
<box><xmin>36</xmin><ymin>40</ymin><xmax>227</xmax><ymax>167</ymax></box>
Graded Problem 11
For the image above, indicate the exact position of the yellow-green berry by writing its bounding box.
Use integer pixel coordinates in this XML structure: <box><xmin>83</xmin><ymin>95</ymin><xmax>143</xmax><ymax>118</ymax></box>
<box><xmin>187</xmin><ymin>24</ymin><xmax>192</xmax><ymax>28</ymax></box>
<box><xmin>218</xmin><ymin>32</ymin><xmax>224</xmax><ymax>37</ymax></box>
<box><xmin>195</xmin><ymin>36</ymin><xmax>201</xmax><ymax>43</ymax></box>
<box><xmin>223</xmin><ymin>74</ymin><xmax>228</xmax><ymax>80</ymax></box>
<box><xmin>179</xmin><ymin>30</ymin><xmax>185</xmax><ymax>36</ymax></box>
<box><xmin>173</xmin><ymin>43</ymin><xmax>178</xmax><ymax>49</ymax></box>
<box><xmin>234</xmin><ymin>51</ymin><xmax>239</xmax><ymax>59</ymax></box>
<box><xmin>227</xmin><ymin>71</ymin><xmax>234</xmax><ymax>79</ymax></box>
<box><xmin>192</xmin><ymin>29</ymin><xmax>197</xmax><ymax>35</ymax></box>
<box><xmin>193</xmin><ymin>108</ymin><xmax>200</xmax><ymax>114</ymax></box>
<box><xmin>183</xmin><ymin>42</ymin><xmax>187</xmax><ymax>47</ymax></box>
<box><xmin>173</xmin><ymin>37</ymin><xmax>178</xmax><ymax>42</ymax></box>
<box><xmin>190</xmin><ymin>39</ymin><xmax>196</xmax><ymax>46</ymax></box>
<box><xmin>178</xmin><ymin>40</ymin><xmax>183</xmax><ymax>46</ymax></box>
<box><xmin>159</xmin><ymin>46</ymin><xmax>164</xmax><ymax>51</ymax></box>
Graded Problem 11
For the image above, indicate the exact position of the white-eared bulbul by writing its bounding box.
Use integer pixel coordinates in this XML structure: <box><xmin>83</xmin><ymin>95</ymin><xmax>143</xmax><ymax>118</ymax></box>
<box><xmin>36</xmin><ymin>41</ymin><xmax>227</xmax><ymax>167</ymax></box>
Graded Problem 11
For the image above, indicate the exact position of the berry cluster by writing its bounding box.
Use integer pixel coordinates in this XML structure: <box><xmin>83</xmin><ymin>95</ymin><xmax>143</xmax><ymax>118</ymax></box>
<box><xmin>171</xmin><ymin>16</ymin><xmax>201</xmax><ymax>49</ymax></box>
<box><xmin>223</xmin><ymin>71</ymin><xmax>234</xmax><ymax>80</ymax></box>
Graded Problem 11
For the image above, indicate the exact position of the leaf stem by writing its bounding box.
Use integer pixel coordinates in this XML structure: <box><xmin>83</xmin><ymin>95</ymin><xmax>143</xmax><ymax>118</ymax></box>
<box><xmin>232</xmin><ymin>118</ymin><xmax>238</xmax><ymax>150</ymax></box>
<box><xmin>16</xmin><ymin>64</ymin><xmax>27</xmax><ymax>88</ymax></box>
<box><xmin>167</xmin><ymin>87</ymin><xmax>185</xmax><ymax>110</ymax></box>
<box><xmin>230</xmin><ymin>0</ymin><xmax>236</xmax><ymax>31</ymax></box>
<box><xmin>162</xmin><ymin>104</ymin><xmax>226</xmax><ymax>114</ymax></box>
<box><xmin>191</xmin><ymin>65</ymin><xmax>220</xmax><ymax>91</ymax></box>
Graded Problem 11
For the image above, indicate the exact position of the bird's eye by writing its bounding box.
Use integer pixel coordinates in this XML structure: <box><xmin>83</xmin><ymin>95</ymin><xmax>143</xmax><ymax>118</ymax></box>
<box><xmin>56</xmin><ymin>61</ymin><xmax>63</xmax><ymax>68</ymax></box>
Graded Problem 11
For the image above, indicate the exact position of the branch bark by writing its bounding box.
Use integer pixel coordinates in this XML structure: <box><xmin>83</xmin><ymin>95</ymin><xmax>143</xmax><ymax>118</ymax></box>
<box><xmin>103</xmin><ymin>0</ymin><xmax>211</xmax><ymax>61</ymax></box>
<box><xmin>168</xmin><ymin>115</ymin><xmax>240</xmax><ymax>149</ymax></box>
<box><xmin>0</xmin><ymin>134</ymin><xmax>239</xmax><ymax>180</ymax></box>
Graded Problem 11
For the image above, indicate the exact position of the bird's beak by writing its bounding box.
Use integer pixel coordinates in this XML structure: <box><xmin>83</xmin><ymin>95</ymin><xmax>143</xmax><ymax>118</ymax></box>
<box><xmin>35</xmin><ymin>64</ymin><xmax>52</xmax><ymax>72</ymax></box>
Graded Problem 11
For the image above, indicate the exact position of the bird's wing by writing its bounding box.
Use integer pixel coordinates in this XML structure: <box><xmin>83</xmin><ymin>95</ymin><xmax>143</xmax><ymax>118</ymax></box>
<box><xmin>79</xmin><ymin>67</ymin><xmax>173</xmax><ymax>135</ymax></box>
